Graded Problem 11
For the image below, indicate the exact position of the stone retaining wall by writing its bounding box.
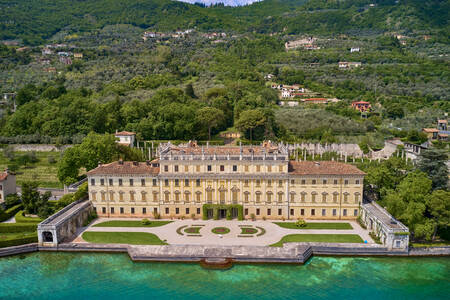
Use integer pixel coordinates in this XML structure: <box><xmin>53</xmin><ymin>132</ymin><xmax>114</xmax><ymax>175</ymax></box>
<box><xmin>0</xmin><ymin>243</ymin><xmax>38</xmax><ymax>257</ymax></box>
<box><xmin>4</xmin><ymin>144</ymin><xmax>73</xmax><ymax>152</ymax></box>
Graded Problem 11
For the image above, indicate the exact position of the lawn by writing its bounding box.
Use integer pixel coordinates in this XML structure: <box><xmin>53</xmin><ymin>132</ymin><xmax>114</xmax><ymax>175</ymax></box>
<box><xmin>184</xmin><ymin>227</ymin><xmax>201</xmax><ymax>234</ymax></box>
<box><xmin>93</xmin><ymin>220</ymin><xmax>172</xmax><ymax>228</ymax></box>
<box><xmin>0</xmin><ymin>151</ymin><xmax>63</xmax><ymax>188</ymax></box>
<box><xmin>82</xmin><ymin>232</ymin><xmax>167</xmax><ymax>245</ymax></box>
<box><xmin>270</xmin><ymin>234</ymin><xmax>364</xmax><ymax>247</ymax></box>
<box><xmin>273</xmin><ymin>222</ymin><xmax>353</xmax><ymax>230</ymax></box>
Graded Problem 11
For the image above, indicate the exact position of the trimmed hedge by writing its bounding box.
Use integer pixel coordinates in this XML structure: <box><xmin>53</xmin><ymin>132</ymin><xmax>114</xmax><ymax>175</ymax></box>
<box><xmin>202</xmin><ymin>204</ymin><xmax>244</xmax><ymax>221</ymax></box>
<box><xmin>0</xmin><ymin>204</ymin><xmax>23</xmax><ymax>222</ymax></box>
<box><xmin>0</xmin><ymin>235</ymin><xmax>38</xmax><ymax>248</ymax></box>
<box><xmin>0</xmin><ymin>223</ymin><xmax>37</xmax><ymax>233</ymax></box>
<box><xmin>14</xmin><ymin>210</ymin><xmax>43</xmax><ymax>223</ymax></box>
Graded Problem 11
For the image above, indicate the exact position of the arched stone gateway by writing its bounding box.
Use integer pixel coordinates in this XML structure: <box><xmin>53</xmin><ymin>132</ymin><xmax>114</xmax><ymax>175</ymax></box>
<box><xmin>42</xmin><ymin>231</ymin><xmax>53</xmax><ymax>242</ymax></box>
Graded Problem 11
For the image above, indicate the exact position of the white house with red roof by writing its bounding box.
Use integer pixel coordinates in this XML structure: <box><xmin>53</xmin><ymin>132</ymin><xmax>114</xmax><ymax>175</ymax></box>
<box><xmin>115</xmin><ymin>131</ymin><xmax>136</xmax><ymax>147</ymax></box>
<box><xmin>0</xmin><ymin>169</ymin><xmax>16</xmax><ymax>205</ymax></box>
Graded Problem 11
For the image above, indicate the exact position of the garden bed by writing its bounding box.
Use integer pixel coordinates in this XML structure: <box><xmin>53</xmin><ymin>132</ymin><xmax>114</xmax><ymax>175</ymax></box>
<box><xmin>211</xmin><ymin>227</ymin><xmax>230</xmax><ymax>234</ymax></box>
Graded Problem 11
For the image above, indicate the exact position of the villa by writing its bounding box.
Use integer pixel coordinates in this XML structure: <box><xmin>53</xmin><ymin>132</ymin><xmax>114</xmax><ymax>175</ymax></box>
<box><xmin>87</xmin><ymin>141</ymin><xmax>364</xmax><ymax>220</ymax></box>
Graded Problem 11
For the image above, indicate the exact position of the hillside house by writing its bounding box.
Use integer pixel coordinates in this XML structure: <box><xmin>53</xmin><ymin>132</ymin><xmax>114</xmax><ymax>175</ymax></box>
<box><xmin>352</xmin><ymin>101</ymin><xmax>371</xmax><ymax>112</ymax></box>
<box><xmin>350</xmin><ymin>47</ymin><xmax>360</xmax><ymax>53</ymax></box>
<box><xmin>422</xmin><ymin>128</ymin><xmax>439</xmax><ymax>140</ymax></box>
<box><xmin>74</xmin><ymin>53</ymin><xmax>83</xmax><ymax>59</ymax></box>
<box><xmin>303</xmin><ymin>98</ymin><xmax>328</xmax><ymax>105</ymax></box>
<box><xmin>339</xmin><ymin>62</ymin><xmax>362</xmax><ymax>68</ymax></box>
<box><xmin>0</xmin><ymin>169</ymin><xmax>16</xmax><ymax>205</ymax></box>
<box><xmin>42</xmin><ymin>48</ymin><xmax>53</xmax><ymax>55</ymax></box>
<box><xmin>115</xmin><ymin>131</ymin><xmax>136</xmax><ymax>147</ymax></box>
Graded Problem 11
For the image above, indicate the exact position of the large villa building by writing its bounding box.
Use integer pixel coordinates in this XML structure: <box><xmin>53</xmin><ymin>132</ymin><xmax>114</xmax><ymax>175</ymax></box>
<box><xmin>87</xmin><ymin>141</ymin><xmax>365</xmax><ymax>220</ymax></box>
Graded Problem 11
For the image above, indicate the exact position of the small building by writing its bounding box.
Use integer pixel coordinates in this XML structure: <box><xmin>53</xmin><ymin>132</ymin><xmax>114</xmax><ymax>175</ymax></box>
<box><xmin>437</xmin><ymin>119</ymin><xmax>447</xmax><ymax>131</ymax></box>
<box><xmin>352</xmin><ymin>101</ymin><xmax>371</xmax><ymax>112</ymax></box>
<box><xmin>303</xmin><ymin>98</ymin><xmax>328</xmax><ymax>105</ymax></box>
<box><xmin>264</xmin><ymin>74</ymin><xmax>274</xmax><ymax>81</ymax></box>
<box><xmin>219</xmin><ymin>131</ymin><xmax>241</xmax><ymax>139</ymax></box>
<box><xmin>281</xmin><ymin>90</ymin><xmax>291</xmax><ymax>98</ymax></box>
<box><xmin>0</xmin><ymin>170</ymin><xmax>16</xmax><ymax>205</ymax></box>
<box><xmin>42</xmin><ymin>47</ymin><xmax>53</xmax><ymax>55</ymax></box>
<box><xmin>339</xmin><ymin>62</ymin><xmax>362</xmax><ymax>68</ymax></box>
<box><xmin>73</xmin><ymin>53</ymin><xmax>83</xmax><ymax>59</ymax></box>
<box><xmin>422</xmin><ymin>128</ymin><xmax>439</xmax><ymax>140</ymax></box>
<box><xmin>279</xmin><ymin>101</ymin><xmax>299</xmax><ymax>107</ymax></box>
<box><xmin>115</xmin><ymin>131</ymin><xmax>136</xmax><ymax>147</ymax></box>
<box><xmin>350</xmin><ymin>47</ymin><xmax>360</xmax><ymax>53</ymax></box>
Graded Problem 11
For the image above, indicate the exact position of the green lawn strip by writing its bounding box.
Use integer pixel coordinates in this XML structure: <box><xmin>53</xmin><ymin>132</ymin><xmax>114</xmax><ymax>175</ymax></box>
<box><xmin>82</xmin><ymin>232</ymin><xmax>167</xmax><ymax>245</ymax></box>
<box><xmin>0</xmin><ymin>232</ymin><xmax>38</xmax><ymax>248</ymax></box>
<box><xmin>176</xmin><ymin>225</ymin><xmax>187</xmax><ymax>235</ymax></box>
<box><xmin>256</xmin><ymin>226</ymin><xmax>266</xmax><ymax>236</ymax></box>
<box><xmin>184</xmin><ymin>227</ymin><xmax>201</xmax><ymax>234</ymax></box>
<box><xmin>211</xmin><ymin>227</ymin><xmax>230</xmax><ymax>234</ymax></box>
<box><xmin>270</xmin><ymin>234</ymin><xmax>364</xmax><ymax>247</ymax></box>
<box><xmin>273</xmin><ymin>222</ymin><xmax>353</xmax><ymax>230</ymax></box>
<box><xmin>93</xmin><ymin>220</ymin><xmax>172</xmax><ymax>228</ymax></box>
<box><xmin>411</xmin><ymin>241</ymin><xmax>450</xmax><ymax>248</ymax></box>
<box><xmin>15</xmin><ymin>210</ymin><xmax>44</xmax><ymax>223</ymax></box>
<box><xmin>240</xmin><ymin>227</ymin><xmax>257</xmax><ymax>235</ymax></box>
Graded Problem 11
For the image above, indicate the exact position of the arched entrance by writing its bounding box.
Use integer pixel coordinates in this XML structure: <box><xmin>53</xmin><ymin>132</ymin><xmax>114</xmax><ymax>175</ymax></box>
<box><xmin>42</xmin><ymin>231</ymin><xmax>53</xmax><ymax>243</ymax></box>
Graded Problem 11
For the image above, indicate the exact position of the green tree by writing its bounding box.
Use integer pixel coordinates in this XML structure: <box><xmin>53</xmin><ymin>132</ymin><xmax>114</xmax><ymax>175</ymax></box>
<box><xmin>184</xmin><ymin>83</ymin><xmax>196</xmax><ymax>98</ymax></box>
<box><xmin>417</xmin><ymin>148</ymin><xmax>448</xmax><ymax>190</ymax></box>
<box><xmin>235</xmin><ymin>109</ymin><xmax>266</xmax><ymax>142</ymax></box>
<box><xmin>196</xmin><ymin>107</ymin><xmax>225</xmax><ymax>140</ymax></box>
<box><xmin>21</xmin><ymin>181</ymin><xmax>41</xmax><ymax>214</ymax></box>
<box><xmin>426</xmin><ymin>190</ymin><xmax>450</xmax><ymax>241</ymax></box>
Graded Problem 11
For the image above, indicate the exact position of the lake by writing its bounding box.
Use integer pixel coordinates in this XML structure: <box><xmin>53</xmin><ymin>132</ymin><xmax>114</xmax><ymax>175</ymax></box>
<box><xmin>0</xmin><ymin>252</ymin><xmax>449</xmax><ymax>299</ymax></box>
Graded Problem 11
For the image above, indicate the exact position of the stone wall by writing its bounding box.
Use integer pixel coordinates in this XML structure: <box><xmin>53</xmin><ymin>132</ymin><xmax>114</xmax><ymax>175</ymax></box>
<box><xmin>5</xmin><ymin>144</ymin><xmax>73</xmax><ymax>152</ymax></box>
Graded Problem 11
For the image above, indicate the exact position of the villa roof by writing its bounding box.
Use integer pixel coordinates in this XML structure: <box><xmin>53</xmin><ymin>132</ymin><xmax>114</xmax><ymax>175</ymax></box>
<box><xmin>352</xmin><ymin>101</ymin><xmax>370</xmax><ymax>105</ymax></box>
<box><xmin>115</xmin><ymin>131</ymin><xmax>135</xmax><ymax>136</ymax></box>
<box><xmin>0</xmin><ymin>172</ymin><xmax>9</xmax><ymax>181</ymax></box>
<box><xmin>423</xmin><ymin>128</ymin><xmax>439</xmax><ymax>133</ymax></box>
<box><xmin>438</xmin><ymin>120</ymin><xmax>448</xmax><ymax>123</ymax></box>
<box><xmin>288</xmin><ymin>161</ymin><xmax>366</xmax><ymax>176</ymax></box>
<box><xmin>87</xmin><ymin>160</ymin><xmax>159</xmax><ymax>176</ymax></box>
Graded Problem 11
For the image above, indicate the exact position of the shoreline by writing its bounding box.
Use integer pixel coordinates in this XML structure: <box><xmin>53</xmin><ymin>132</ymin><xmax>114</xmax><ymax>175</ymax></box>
<box><xmin>1</xmin><ymin>243</ymin><xmax>448</xmax><ymax>265</ymax></box>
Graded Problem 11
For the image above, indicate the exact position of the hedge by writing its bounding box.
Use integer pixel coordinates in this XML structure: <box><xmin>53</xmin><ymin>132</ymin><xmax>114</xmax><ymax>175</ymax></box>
<box><xmin>0</xmin><ymin>204</ymin><xmax>23</xmax><ymax>222</ymax></box>
<box><xmin>14</xmin><ymin>210</ymin><xmax>44</xmax><ymax>223</ymax></box>
<box><xmin>0</xmin><ymin>235</ymin><xmax>38</xmax><ymax>248</ymax></box>
<box><xmin>202</xmin><ymin>204</ymin><xmax>244</xmax><ymax>221</ymax></box>
<box><xmin>0</xmin><ymin>223</ymin><xmax>37</xmax><ymax>233</ymax></box>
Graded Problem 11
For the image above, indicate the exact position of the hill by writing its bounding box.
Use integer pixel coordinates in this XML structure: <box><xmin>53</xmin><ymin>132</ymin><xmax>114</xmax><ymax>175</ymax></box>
<box><xmin>0</xmin><ymin>0</ymin><xmax>448</xmax><ymax>45</ymax></box>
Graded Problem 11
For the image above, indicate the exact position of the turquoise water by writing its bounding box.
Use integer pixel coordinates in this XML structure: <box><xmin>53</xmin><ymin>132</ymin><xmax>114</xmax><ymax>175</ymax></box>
<box><xmin>0</xmin><ymin>253</ymin><xmax>449</xmax><ymax>299</ymax></box>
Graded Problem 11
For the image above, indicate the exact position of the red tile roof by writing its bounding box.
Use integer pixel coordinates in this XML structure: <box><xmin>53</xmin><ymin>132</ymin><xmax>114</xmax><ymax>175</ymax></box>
<box><xmin>288</xmin><ymin>161</ymin><xmax>365</xmax><ymax>176</ymax></box>
<box><xmin>423</xmin><ymin>128</ymin><xmax>439</xmax><ymax>133</ymax></box>
<box><xmin>0</xmin><ymin>172</ymin><xmax>8</xmax><ymax>181</ymax></box>
<box><xmin>115</xmin><ymin>131</ymin><xmax>136</xmax><ymax>136</ymax></box>
<box><xmin>87</xmin><ymin>160</ymin><xmax>159</xmax><ymax>176</ymax></box>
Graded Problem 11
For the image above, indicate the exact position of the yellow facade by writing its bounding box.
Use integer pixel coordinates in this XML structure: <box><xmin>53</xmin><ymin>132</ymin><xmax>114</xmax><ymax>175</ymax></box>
<box><xmin>87</xmin><ymin>143</ymin><xmax>364</xmax><ymax>220</ymax></box>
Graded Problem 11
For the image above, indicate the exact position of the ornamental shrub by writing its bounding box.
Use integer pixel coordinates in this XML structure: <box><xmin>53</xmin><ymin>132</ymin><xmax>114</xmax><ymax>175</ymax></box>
<box><xmin>295</xmin><ymin>218</ymin><xmax>306</xmax><ymax>228</ymax></box>
<box><xmin>0</xmin><ymin>223</ymin><xmax>37</xmax><ymax>233</ymax></box>
<box><xmin>141</xmin><ymin>218</ymin><xmax>151</xmax><ymax>225</ymax></box>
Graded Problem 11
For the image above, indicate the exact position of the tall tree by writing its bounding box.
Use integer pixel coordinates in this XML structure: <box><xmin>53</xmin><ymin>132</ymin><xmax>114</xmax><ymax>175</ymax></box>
<box><xmin>417</xmin><ymin>148</ymin><xmax>448</xmax><ymax>190</ymax></box>
<box><xmin>426</xmin><ymin>190</ymin><xmax>450</xmax><ymax>241</ymax></box>
<box><xmin>196</xmin><ymin>107</ymin><xmax>225</xmax><ymax>140</ymax></box>
<box><xmin>235</xmin><ymin>109</ymin><xmax>266</xmax><ymax>142</ymax></box>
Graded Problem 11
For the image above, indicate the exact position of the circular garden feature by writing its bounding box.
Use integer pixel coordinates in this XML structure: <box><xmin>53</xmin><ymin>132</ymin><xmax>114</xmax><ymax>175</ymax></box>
<box><xmin>211</xmin><ymin>227</ymin><xmax>230</xmax><ymax>234</ymax></box>
<box><xmin>240</xmin><ymin>227</ymin><xmax>257</xmax><ymax>235</ymax></box>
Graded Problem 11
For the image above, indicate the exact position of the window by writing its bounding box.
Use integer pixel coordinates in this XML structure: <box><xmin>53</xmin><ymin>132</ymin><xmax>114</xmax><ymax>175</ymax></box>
<box><xmin>143</xmin><ymin>207</ymin><xmax>147</xmax><ymax>214</ymax></box>
<box><xmin>354</xmin><ymin>209</ymin><xmax>358</xmax><ymax>216</ymax></box>
<box><xmin>196</xmin><ymin>179</ymin><xmax>201</xmax><ymax>187</ymax></box>
<box><xmin>278</xmin><ymin>209</ymin><xmax>282</xmax><ymax>216</ymax></box>
<box><xmin>91</xmin><ymin>179</ymin><xmax>95</xmax><ymax>186</ymax></box>
<box><xmin>175</xmin><ymin>179</ymin><xmax>179</xmax><ymax>187</ymax></box>
<box><xmin>186</xmin><ymin>208</ymin><xmax>190</xmax><ymax>215</ymax></box>
<box><xmin>244</xmin><ymin>180</ymin><xmax>249</xmax><ymax>187</ymax></box>
<box><xmin>279</xmin><ymin>165</ymin><xmax>283</xmax><ymax>172</ymax></box>
<box><xmin>333</xmin><ymin>193</ymin><xmax>338</xmax><ymax>203</ymax></box>
<box><xmin>196</xmin><ymin>165</ymin><xmax>200</xmax><ymax>172</ymax></box>
<box><xmin>256</xmin><ymin>208</ymin><xmax>260</xmax><ymax>215</ymax></box>
<box><xmin>165</xmin><ymin>207</ymin><xmax>169</xmax><ymax>214</ymax></box>
<box><xmin>300</xmin><ymin>209</ymin><xmax>305</xmax><ymax>216</ymax></box>
<box><xmin>196</xmin><ymin>193</ymin><xmax>201</xmax><ymax>202</ymax></box>
<box><xmin>91</xmin><ymin>192</ymin><xmax>97</xmax><ymax>201</ymax></box>
<box><xmin>130</xmin><ymin>192</ymin><xmax>135</xmax><ymax>201</ymax></box>
<box><xmin>184</xmin><ymin>165</ymin><xmax>189</xmax><ymax>172</ymax></box>
<box><xmin>312</xmin><ymin>179</ymin><xmax>316</xmax><ymax>185</ymax></box>
<box><xmin>256</xmin><ymin>165</ymin><xmax>260</xmax><ymax>172</ymax></box>
<box><xmin>153</xmin><ymin>193</ymin><xmax>158</xmax><ymax>202</ymax></box>
<box><xmin>164</xmin><ymin>193</ymin><xmax>169</xmax><ymax>202</ymax></box>
<box><xmin>278</xmin><ymin>180</ymin><xmax>283</xmax><ymax>187</ymax></box>
<box><xmin>344</xmin><ymin>193</ymin><xmax>349</xmax><ymax>203</ymax></box>
<box><xmin>141</xmin><ymin>179</ymin><xmax>145</xmax><ymax>186</ymax></box>
<box><xmin>333</xmin><ymin>209</ymin><xmax>337</xmax><ymax>216</ymax></box>
<box><xmin>267</xmin><ymin>209</ymin><xmax>271</xmax><ymax>216</ymax></box>
<box><xmin>164</xmin><ymin>179</ymin><xmax>169</xmax><ymax>187</ymax></box>
<box><xmin>267</xmin><ymin>192</ymin><xmax>272</xmax><ymax>203</ymax></box>
<box><xmin>131</xmin><ymin>207</ymin><xmax>135</xmax><ymax>214</ymax></box>
<box><xmin>197</xmin><ymin>208</ymin><xmax>200</xmax><ymax>214</ymax></box>
<box><xmin>322</xmin><ymin>209</ymin><xmax>326</xmax><ymax>216</ymax></box>
<box><xmin>245</xmin><ymin>208</ymin><xmax>248</xmax><ymax>215</ymax></box>
<box><xmin>244</xmin><ymin>193</ymin><xmax>249</xmax><ymax>203</ymax></box>
<box><xmin>141</xmin><ymin>192</ymin><xmax>146</xmax><ymax>202</ymax></box>
<box><xmin>395</xmin><ymin>240</ymin><xmax>401</xmax><ymax>248</ymax></box>
<box><xmin>245</xmin><ymin>165</ymin><xmax>249</xmax><ymax>172</ymax></box>
<box><xmin>175</xmin><ymin>192</ymin><xmax>180</xmax><ymax>202</ymax></box>
<box><xmin>267</xmin><ymin>180</ymin><xmax>272</xmax><ymax>187</ymax></box>
<box><xmin>233</xmin><ymin>165</ymin><xmax>237</xmax><ymax>172</ymax></box>
<box><xmin>220</xmin><ymin>165</ymin><xmax>225</xmax><ymax>172</ymax></box>
<box><xmin>119</xmin><ymin>192</ymin><xmax>124</xmax><ymax>202</ymax></box>
<box><xmin>301</xmin><ymin>179</ymin><xmax>306</xmax><ymax>185</ymax></box>
<box><xmin>323</xmin><ymin>179</ymin><xmax>327</xmax><ymax>185</ymax></box>
<box><xmin>311</xmin><ymin>193</ymin><xmax>316</xmax><ymax>203</ymax></box>
<box><xmin>185</xmin><ymin>193</ymin><xmax>190</xmax><ymax>202</ymax></box>
<box><xmin>343</xmin><ymin>209</ymin><xmax>347</xmax><ymax>216</ymax></box>
<box><xmin>175</xmin><ymin>208</ymin><xmax>179</xmax><ymax>214</ymax></box>
<box><xmin>256</xmin><ymin>193</ymin><xmax>261</xmax><ymax>203</ymax></box>
<box><xmin>102</xmin><ymin>207</ymin><xmax>106</xmax><ymax>214</ymax></box>
<box><xmin>154</xmin><ymin>208</ymin><xmax>158</xmax><ymax>215</ymax></box>
<box><xmin>185</xmin><ymin>179</ymin><xmax>189</xmax><ymax>186</ymax></box>
<box><xmin>334</xmin><ymin>179</ymin><xmax>338</xmax><ymax>185</ymax></box>
<box><xmin>267</xmin><ymin>165</ymin><xmax>272</xmax><ymax>172</ymax></box>
<box><xmin>207</xmin><ymin>190</ymin><xmax>213</xmax><ymax>203</ymax></box>
<box><xmin>207</xmin><ymin>165</ymin><xmax>212</xmax><ymax>172</ymax></box>
<box><xmin>301</xmin><ymin>193</ymin><xmax>306</xmax><ymax>202</ymax></box>
<box><xmin>322</xmin><ymin>193</ymin><xmax>327</xmax><ymax>203</ymax></box>
<box><xmin>344</xmin><ymin>179</ymin><xmax>349</xmax><ymax>185</ymax></box>
<box><xmin>256</xmin><ymin>179</ymin><xmax>260</xmax><ymax>187</ymax></box>
<box><xmin>232</xmin><ymin>190</ymin><xmax>238</xmax><ymax>203</ymax></box>
<box><xmin>119</xmin><ymin>179</ymin><xmax>123</xmax><ymax>186</ymax></box>
<box><xmin>278</xmin><ymin>193</ymin><xmax>283</xmax><ymax>203</ymax></box>
<box><xmin>290</xmin><ymin>193</ymin><xmax>295</xmax><ymax>202</ymax></box>
<box><xmin>129</xmin><ymin>179</ymin><xmax>134</xmax><ymax>186</ymax></box>
<box><xmin>290</xmin><ymin>209</ymin><xmax>294</xmax><ymax>216</ymax></box>
<box><xmin>291</xmin><ymin>179</ymin><xmax>295</xmax><ymax>185</ymax></box>
<box><xmin>111</xmin><ymin>207</ymin><xmax>115</xmax><ymax>214</ymax></box>
<box><xmin>109</xmin><ymin>179</ymin><xmax>113</xmax><ymax>186</ymax></box>
<box><xmin>101</xmin><ymin>192</ymin><xmax>105</xmax><ymax>202</ymax></box>
<box><xmin>109</xmin><ymin>191</ymin><xmax>114</xmax><ymax>201</ymax></box>
<box><xmin>100</xmin><ymin>179</ymin><xmax>105</xmax><ymax>186</ymax></box>
<box><xmin>153</xmin><ymin>179</ymin><xmax>157</xmax><ymax>186</ymax></box>
<box><xmin>311</xmin><ymin>209</ymin><xmax>315</xmax><ymax>216</ymax></box>
<box><xmin>355</xmin><ymin>179</ymin><xmax>360</xmax><ymax>185</ymax></box>
<box><xmin>174</xmin><ymin>165</ymin><xmax>178</xmax><ymax>172</ymax></box>
<box><xmin>164</xmin><ymin>165</ymin><xmax>168</xmax><ymax>172</ymax></box>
